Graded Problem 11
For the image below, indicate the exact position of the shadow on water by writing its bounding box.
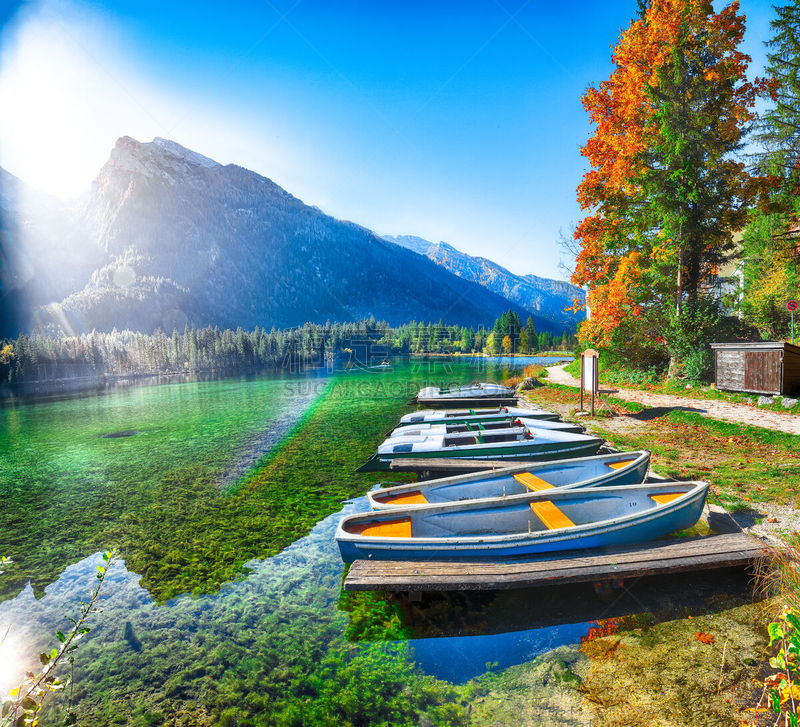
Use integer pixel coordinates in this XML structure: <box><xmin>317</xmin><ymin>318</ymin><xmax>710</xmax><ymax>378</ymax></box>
<box><xmin>341</xmin><ymin>565</ymin><xmax>756</xmax><ymax>683</ymax></box>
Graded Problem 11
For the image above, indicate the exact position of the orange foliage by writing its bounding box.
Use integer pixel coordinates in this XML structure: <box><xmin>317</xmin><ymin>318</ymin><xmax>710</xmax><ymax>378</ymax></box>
<box><xmin>694</xmin><ymin>631</ymin><xmax>715</xmax><ymax>644</ymax></box>
<box><xmin>573</xmin><ymin>0</ymin><xmax>769</xmax><ymax>348</ymax></box>
<box><xmin>581</xmin><ymin>619</ymin><xmax>620</xmax><ymax>644</ymax></box>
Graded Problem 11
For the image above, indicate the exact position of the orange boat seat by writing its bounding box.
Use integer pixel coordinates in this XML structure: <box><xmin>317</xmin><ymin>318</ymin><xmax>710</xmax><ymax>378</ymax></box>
<box><xmin>530</xmin><ymin>501</ymin><xmax>575</xmax><ymax>530</ymax></box>
<box><xmin>513</xmin><ymin>472</ymin><xmax>555</xmax><ymax>491</ymax></box>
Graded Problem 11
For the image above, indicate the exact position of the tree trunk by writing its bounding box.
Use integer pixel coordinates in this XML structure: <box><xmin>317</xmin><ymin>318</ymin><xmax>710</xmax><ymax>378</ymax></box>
<box><xmin>669</xmin><ymin>246</ymin><xmax>684</xmax><ymax>379</ymax></box>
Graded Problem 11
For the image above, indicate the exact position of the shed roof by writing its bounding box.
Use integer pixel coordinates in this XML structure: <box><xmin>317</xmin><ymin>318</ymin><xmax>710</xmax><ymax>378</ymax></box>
<box><xmin>710</xmin><ymin>341</ymin><xmax>800</xmax><ymax>355</ymax></box>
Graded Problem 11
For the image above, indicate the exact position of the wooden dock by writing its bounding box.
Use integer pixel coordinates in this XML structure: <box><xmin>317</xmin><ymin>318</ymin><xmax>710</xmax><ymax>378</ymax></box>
<box><xmin>343</xmin><ymin>507</ymin><xmax>767</xmax><ymax>593</ymax></box>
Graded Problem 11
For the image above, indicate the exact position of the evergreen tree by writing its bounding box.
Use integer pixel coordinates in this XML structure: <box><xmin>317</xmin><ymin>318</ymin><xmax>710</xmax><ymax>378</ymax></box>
<box><xmin>740</xmin><ymin>1</ymin><xmax>800</xmax><ymax>338</ymax></box>
<box><xmin>523</xmin><ymin>316</ymin><xmax>537</xmax><ymax>352</ymax></box>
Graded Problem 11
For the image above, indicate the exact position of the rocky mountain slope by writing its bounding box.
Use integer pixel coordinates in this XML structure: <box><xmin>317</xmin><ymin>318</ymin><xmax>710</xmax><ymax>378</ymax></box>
<box><xmin>384</xmin><ymin>234</ymin><xmax>584</xmax><ymax>331</ymax></box>
<box><xmin>2</xmin><ymin>138</ymin><xmax>530</xmax><ymax>335</ymax></box>
<box><xmin>0</xmin><ymin>168</ymin><xmax>102</xmax><ymax>336</ymax></box>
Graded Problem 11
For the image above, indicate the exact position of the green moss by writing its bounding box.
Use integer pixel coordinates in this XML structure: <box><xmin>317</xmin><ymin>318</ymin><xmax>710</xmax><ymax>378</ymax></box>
<box><xmin>5</xmin><ymin>358</ymin><xmax>534</xmax><ymax>726</ymax></box>
<box><xmin>2</xmin><ymin>364</ymin><xmax>451</xmax><ymax>602</ymax></box>
<box><xmin>524</xmin><ymin>383</ymin><xmax>800</xmax><ymax>510</ymax></box>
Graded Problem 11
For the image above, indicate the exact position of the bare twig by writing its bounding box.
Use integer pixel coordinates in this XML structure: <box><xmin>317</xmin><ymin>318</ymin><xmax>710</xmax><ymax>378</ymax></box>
<box><xmin>717</xmin><ymin>637</ymin><xmax>729</xmax><ymax>695</ymax></box>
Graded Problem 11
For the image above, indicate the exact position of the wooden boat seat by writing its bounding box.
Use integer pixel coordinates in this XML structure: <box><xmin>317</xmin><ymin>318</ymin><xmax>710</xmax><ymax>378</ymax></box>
<box><xmin>347</xmin><ymin>517</ymin><xmax>413</xmax><ymax>537</ymax></box>
<box><xmin>649</xmin><ymin>492</ymin><xmax>685</xmax><ymax>505</ymax></box>
<box><xmin>513</xmin><ymin>472</ymin><xmax>555</xmax><ymax>491</ymax></box>
<box><xmin>606</xmin><ymin>459</ymin><xmax>636</xmax><ymax>470</ymax></box>
<box><xmin>530</xmin><ymin>501</ymin><xmax>575</xmax><ymax>530</ymax></box>
<box><xmin>376</xmin><ymin>491</ymin><xmax>428</xmax><ymax>505</ymax></box>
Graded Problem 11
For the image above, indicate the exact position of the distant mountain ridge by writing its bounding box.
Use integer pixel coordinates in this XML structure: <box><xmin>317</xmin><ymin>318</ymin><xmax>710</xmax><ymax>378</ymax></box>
<box><xmin>383</xmin><ymin>234</ymin><xmax>584</xmax><ymax>331</ymax></box>
<box><xmin>1</xmin><ymin>137</ymin><xmax>532</xmax><ymax>335</ymax></box>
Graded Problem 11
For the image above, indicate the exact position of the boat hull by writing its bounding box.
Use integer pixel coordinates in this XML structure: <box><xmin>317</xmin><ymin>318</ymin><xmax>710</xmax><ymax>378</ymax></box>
<box><xmin>337</xmin><ymin>482</ymin><xmax>708</xmax><ymax>562</ymax></box>
<box><xmin>356</xmin><ymin>437</ymin><xmax>604</xmax><ymax>472</ymax></box>
<box><xmin>398</xmin><ymin>407</ymin><xmax>558</xmax><ymax>426</ymax></box>
<box><xmin>388</xmin><ymin>418</ymin><xmax>584</xmax><ymax>438</ymax></box>
<box><xmin>416</xmin><ymin>395</ymin><xmax>519</xmax><ymax>408</ymax></box>
<box><xmin>367</xmin><ymin>451</ymin><xmax>651</xmax><ymax>509</ymax></box>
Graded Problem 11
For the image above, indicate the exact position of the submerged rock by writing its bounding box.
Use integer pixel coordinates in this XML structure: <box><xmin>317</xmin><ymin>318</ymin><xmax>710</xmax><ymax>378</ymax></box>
<box><xmin>101</xmin><ymin>430</ymin><xmax>140</xmax><ymax>438</ymax></box>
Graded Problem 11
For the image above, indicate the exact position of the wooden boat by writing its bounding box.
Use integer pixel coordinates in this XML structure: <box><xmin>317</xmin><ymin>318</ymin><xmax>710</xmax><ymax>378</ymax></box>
<box><xmin>397</xmin><ymin>406</ymin><xmax>558</xmax><ymax>427</ymax></box>
<box><xmin>415</xmin><ymin>383</ymin><xmax>518</xmax><ymax>407</ymax></box>
<box><xmin>356</xmin><ymin>427</ymin><xmax>604</xmax><ymax>472</ymax></box>
<box><xmin>336</xmin><ymin>480</ymin><xmax>708</xmax><ymax>562</ymax></box>
<box><xmin>367</xmin><ymin>450</ymin><xmax>651</xmax><ymax>509</ymax></box>
<box><xmin>388</xmin><ymin>416</ymin><xmax>584</xmax><ymax>438</ymax></box>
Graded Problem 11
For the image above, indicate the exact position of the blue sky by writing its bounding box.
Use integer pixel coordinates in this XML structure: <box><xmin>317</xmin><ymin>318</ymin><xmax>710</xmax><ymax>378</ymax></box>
<box><xmin>0</xmin><ymin>0</ymin><xmax>775</xmax><ymax>280</ymax></box>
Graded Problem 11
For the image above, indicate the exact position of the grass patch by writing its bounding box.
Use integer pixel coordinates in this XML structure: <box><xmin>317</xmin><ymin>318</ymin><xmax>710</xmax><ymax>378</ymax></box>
<box><xmin>524</xmin><ymin>384</ymin><xmax>800</xmax><ymax>510</ymax></box>
<box><xmin>564</xmin><ymin>357</ymin><xmax>800</xmax><ymax>414</ymax></box>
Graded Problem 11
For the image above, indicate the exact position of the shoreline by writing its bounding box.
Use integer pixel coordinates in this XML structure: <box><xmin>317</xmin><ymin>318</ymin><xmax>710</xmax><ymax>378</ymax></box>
<box><xmin>410</xmin><ymin>351</ymin><xmax>574</xmax><ymax>358</ymax></box>
<box><xmin>0</xmin><ymin>353</ymin><xmax>574</xmax><ymax>405</ymax></box>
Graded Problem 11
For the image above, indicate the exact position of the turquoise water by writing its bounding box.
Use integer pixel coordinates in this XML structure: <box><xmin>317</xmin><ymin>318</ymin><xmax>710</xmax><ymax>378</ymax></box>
<box><xmin>476</xmin><ymin>355</ymin><xmax>571</xmax><ymax>366</ymax></box>
<box><xmin>0</xmin><ymin>356</ymin><xmax>559</xmax><ymax>723</ymax></box>
<box><xmin>1</xmin><ymin>354</ymin><xmax>746</xmax><ymax>724</ymax></box>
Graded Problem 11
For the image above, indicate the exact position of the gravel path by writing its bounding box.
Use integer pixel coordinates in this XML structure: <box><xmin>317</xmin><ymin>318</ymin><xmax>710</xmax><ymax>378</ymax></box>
<box><xmin>545</xmin><ymin>364</ymin><xmax>800</xmax><ymax>435</ymax></box>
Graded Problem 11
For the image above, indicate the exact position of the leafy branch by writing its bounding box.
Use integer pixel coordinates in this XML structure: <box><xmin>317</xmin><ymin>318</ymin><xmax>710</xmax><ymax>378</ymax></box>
<box><xmin>752</xmin><ymin>606</ymin><xmax>800</xmax><ymax>727</ymax></box>
<box><xmin>0</xmin><ymin>549</ymin><xmax>118</xmax><ymax>727</ymax></box>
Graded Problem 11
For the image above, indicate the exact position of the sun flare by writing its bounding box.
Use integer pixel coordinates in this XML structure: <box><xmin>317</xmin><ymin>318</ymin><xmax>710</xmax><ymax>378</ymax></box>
<box><xmin>0</xmin><ymin>630</ymin><xmax>26</xmax><ymax>698</ymax></box>
<box><xmin>0</xmin><ymin>5</ymin><xmax>151</xmax><ymax>199</ymax></box>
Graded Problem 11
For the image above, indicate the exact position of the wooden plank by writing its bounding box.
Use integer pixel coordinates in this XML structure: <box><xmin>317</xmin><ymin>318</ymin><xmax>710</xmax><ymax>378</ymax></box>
<box><xmin>344</xmin><ymin>532</ymin><xmax>767</xmax><ymax>592</ymax></box>
<box><xmin>348</xmin><ymin>534</ymin><xmax>757</xmax><ymax>577</ymax></box>
<box><xmin>784</xmin><ymin>347</ymin><xmax>800</xmax><ymax>396</ymax></box>
<box><xmin>715</xmin><ymin>349</ymin><xmax>745</xmax><ymax>391</ymax></box>
<box><xmin>346</xmin><ymin>551</ymin><xmax>762</xmax><ymax>592</ymax></box>
<box><xmin>745</xmin><ymin>350</ymin><xmax>782</xmax><ymax>394</ymax></box>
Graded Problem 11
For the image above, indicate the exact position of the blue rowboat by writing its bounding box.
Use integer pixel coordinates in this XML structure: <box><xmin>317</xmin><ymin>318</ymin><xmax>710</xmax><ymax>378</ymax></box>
<box><xmin>355</xmin><ymin>427</ymin><xmax>604</xmax><ymax>472</ymax></box>
<box><xmin>336</xmin><ymin>480</ymin><xmax>709</xmax><ymax>562</ymax></box>
<box><xmin>415</xmin><ymin>383</ymin><xmax>518</xmax><ymax>407</ymax></box>
<box><xmin>398</xmin><ymin>407</ymin><xmax>558</xmax><ymax>426</ymax></box>
<box><xmin>367</xmin><ymin>450</ymin><xmax>651</xmax><ymax>509</ymax></box>
<box><xmin>388</xmin><ymin>416</ymin><xmax>584</xmax><ymax>438</ymax></box>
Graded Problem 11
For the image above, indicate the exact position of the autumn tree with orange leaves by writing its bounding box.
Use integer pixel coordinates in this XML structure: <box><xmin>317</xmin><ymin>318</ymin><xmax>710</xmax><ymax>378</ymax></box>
<box><xmin>573</xmin><ymin>0</ymin><xmax>769</xmax><ymax>375</ymax></box>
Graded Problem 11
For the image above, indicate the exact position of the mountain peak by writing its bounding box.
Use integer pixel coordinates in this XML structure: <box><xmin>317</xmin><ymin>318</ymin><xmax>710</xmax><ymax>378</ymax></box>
<box><xmin>104</xmin><ymin>136</ymin><xmax>221</xmax><ymax>185</ymax></box>
<box><xmin>151</xmin><ymin>137</ymin><xmax>221</xmax><ymax>168</ymax></box>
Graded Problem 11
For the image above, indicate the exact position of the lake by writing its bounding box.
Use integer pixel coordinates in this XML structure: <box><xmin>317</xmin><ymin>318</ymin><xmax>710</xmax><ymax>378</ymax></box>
<box><xmin>0</xmin><ymin>355</ymin><xmax>747</xmax><ymax>725</ymax></box>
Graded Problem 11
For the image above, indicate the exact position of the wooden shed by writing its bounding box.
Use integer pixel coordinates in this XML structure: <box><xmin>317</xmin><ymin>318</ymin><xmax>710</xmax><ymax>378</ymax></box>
<box><xmin>710</xmin><ymin>342</ymin><xmax>800</xmax><ymax>396</ymax></box>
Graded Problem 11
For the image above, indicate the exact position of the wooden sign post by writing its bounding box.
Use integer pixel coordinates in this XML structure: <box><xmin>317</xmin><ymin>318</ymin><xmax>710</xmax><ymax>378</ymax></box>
<box><xmin>580</xmin><ymin>349</ymin><xmax>599</xmax><ymax>416</ymax></box>
<box><xmin>789</xmin><ymin>299</ymin><xmax>798</xmax><ymax>344</ymax></box>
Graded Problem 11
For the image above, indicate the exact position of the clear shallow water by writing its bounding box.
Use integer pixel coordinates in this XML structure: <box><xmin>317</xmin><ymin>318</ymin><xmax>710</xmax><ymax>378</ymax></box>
<box><xmin>0</xmin><ymin>354</ymin><xmax>750</xmax><ymax>725</ymax></box>
<box><xmin>0</xmin><ymin>370</ymin><xmax>332</xmax><ymax>603</ymax></box>
<box><xmin>408</xmin><ymin>620</ymin><xmax>593</xmax><ymax>684</ymax></box>
<box><xmin>0</xmin><ymin>494</ymin><xmax>594</xmax><ymax>698</ymax></box>
<box><xmin>474</xmin><ymin>355</ymin><xmax>571</xmax><ymax>367</ymax></box>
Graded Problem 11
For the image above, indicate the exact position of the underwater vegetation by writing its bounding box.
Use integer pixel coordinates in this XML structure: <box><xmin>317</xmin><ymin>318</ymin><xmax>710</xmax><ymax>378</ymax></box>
<box><xmin>2</xmin><ymin>359</ymin><xmax>520</xmax><ymax>726</ymax></box>
<box><xmin>8</xmin><ymin>357</ymin><xmax>766</xmax><ymax>726</ymax></box>
<box><xmin>0</xmin><ymin>362</ymin><xmax>454</xmax><ymax>603</ymax></box>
